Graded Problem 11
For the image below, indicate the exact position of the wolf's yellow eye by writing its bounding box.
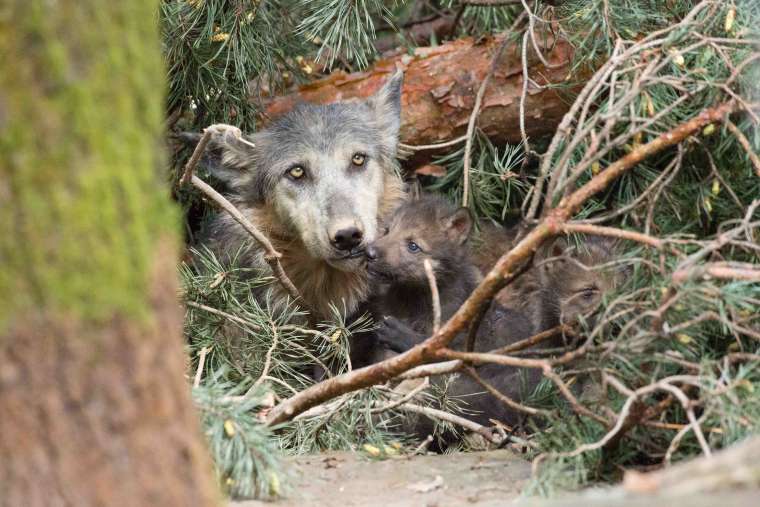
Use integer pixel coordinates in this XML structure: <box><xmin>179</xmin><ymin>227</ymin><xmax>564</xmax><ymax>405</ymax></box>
<box><xmin>352</xmin><ymin>153</ymin><xmax>366</xmax><ymax>166</ymax></box>
<box><xmin>288</xmin><ymin>166</ymin><xmax>305</xmax><ymax>179</ymax></box>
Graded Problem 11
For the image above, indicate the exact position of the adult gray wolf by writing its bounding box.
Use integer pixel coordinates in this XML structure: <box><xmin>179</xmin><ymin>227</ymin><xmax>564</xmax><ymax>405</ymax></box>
<box><xmin>201</xmin><ymin>71</ymin><xmax>407</xmax><ymax>320</ymax></box>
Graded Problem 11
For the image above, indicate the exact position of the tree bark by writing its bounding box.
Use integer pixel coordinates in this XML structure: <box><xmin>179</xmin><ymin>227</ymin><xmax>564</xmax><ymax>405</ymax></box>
<box><xmin>261</xmin><ymin>33</ymin><xmax>574</xmax><ymax>166</ymax></box>
<box><xmin>0</xmin><ymin>2</ymin><xmax>218</xmax><ymax>506</ymax></box>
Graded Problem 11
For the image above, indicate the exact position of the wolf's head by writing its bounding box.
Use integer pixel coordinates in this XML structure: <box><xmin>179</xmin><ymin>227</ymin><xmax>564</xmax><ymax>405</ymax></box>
<box><xmin>365</xmin><ymin>194</ymin><xmax>473</xmax><ymax>288</ymax></box>
<box><xmin>535</xmin><ymin>235</ymin><xmax>628</xmax><ymax>327</ymax></box>
<box><xmin>208</xmin><ymin>71</ymin><xmax>404</xmax><ymax>271</ymax></box>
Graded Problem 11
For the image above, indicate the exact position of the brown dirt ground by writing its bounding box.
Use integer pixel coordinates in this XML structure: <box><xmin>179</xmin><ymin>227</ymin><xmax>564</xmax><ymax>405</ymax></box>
<box><xmin>233</xmin><ymin>449</ymin><xmax>531</xmax><ymax>507</ymax></box>
<box><xmin>232</xmin><ymin>450</ymin><xmax>760</xmax><ymax>507</ymax></box>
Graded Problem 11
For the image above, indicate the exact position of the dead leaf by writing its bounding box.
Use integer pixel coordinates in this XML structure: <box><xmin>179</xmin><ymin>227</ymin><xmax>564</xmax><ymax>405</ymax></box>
<box><xmin>209</xmin><ymin>271</ymin><xmax>227</xmax><ymax>289</ymax></box>
<box><xmin>623</xmin><ymin>469</ymin><xmax>661</xmax><ymax>494</ymax></box>
<box><xmin>430</xmin><ymin>82</ymin><xmax>454</xmax><ymax>99</ymax></box>
<box><xmin>415</xmin><ymin>164</ymin><xmax>447</xmax><ymax>177</ymax></box>
<box><xmin>407</xmin><ymin>475</ymin><xmax>444</xmax><ymax>493</ymax></box>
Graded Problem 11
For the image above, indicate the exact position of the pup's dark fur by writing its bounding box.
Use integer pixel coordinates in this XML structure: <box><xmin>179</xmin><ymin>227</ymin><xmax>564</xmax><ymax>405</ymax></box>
<box><xmin>499</xmin><ymin>234</ymin><xmax>627</xmax><ymax>334</ymax></box>
<box><xmin>364</xmin><ymin>193</ymin><xmax>481</xmax><ymax>353</ymax></box>
<box><xmin>470</xmin><ymin>223</ymin><xmax>626</xmax><ymax>334</ymax></box>
<box><xmin>356</xmin><ymin>194</ymin><xmax>537</xmax><ymax>441</ymax></box>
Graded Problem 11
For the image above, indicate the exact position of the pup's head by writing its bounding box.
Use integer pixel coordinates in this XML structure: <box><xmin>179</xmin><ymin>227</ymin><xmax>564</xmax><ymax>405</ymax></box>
<box><xmin>536</xmin><ymin>236</ymin><xmax>627</xmax><ymax>326</ymax></box>
<box><xmin>206</xmin><ymin>71</ymin><xmax>404</xmax><ymax>271</ymax></box>
<box><xmin>365</xmin><ymin>194</ymin><xmax>472</xmax><ymax>287</ymax></box>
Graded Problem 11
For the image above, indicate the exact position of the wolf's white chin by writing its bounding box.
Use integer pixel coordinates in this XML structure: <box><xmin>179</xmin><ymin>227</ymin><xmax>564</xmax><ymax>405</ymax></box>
<box><xmin>326</xmin><ymin>256</ymin><xmax>365</xmax><ymax>272</ymax></box>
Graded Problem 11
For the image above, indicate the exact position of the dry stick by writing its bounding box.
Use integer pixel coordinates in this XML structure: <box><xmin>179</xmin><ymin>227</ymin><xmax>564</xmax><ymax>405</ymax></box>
<box><xmin>181</xmin><ymin>127</ymin><xmax>305</xmax><ymax>307</ymax></box>
<box><xmin>253</xmin><ymin>322</ymin><xmax>279</xmax><ymax>387</ymax></box>
<box><xmin>265</xmin><ymin>100</ymin><xmax>738</xmax><ymax>427</ymax></box>
<box><xmin>369</xmin><ymin>378</ymin><xmax>430</xmax><ymax>414</ymax></box>
<box><xmin>399</xmin><ymin>135</ymin><xmax>468</xmax><ymax>152</ymax></box>
<box><xmin>412</xmin><ymin>435</ymin><xmax>435</xmax><ymax>455</ymax></box>
<box><xmin>672</xmin><ymin>263</ymin><xmax>760</xmax><ymax>283</ymax></box>
<box><xmin>400</xmin><ymin>360</ymin><xmax>463</xmax><ymax>379</ymax></box>
<box><xmin>519</xmin><ymin>29</ymin><xmax>533</xmax><ymax>156</ymax></box>
<box><xmin>193</xmin><ymin>346</ymin><xmax>210</xmax><ymax>388</ymax></box>
<box><xmin>402</xmin><ymin>326</ymin><xmax>570</xmax><ymax>379</ymax></box>
<box><xmin>493</xmin><ymin>324</ymin><xmax>572</xmax><ymax>355</ymax></box>
<box><xmin>561</xmin><ymin>223</ymin><xmax>665</xmax><ymax>249</ymax></box>
<box><xmin>464</xmin><ymin>366</ymin><xmax>551</xmax><ymax>417</ymax></box>
<box><xmin>401</xmin><ymin>403</ymin><xmax>499</xmax><ymax>443</ymax></box>
<box><xmin>423</xmin><ymin>259</ymin><xmax>442</xmax><ymax>333</ymax></box>
<box><xmin>725</xmin><ymin>119</ymin><xmax>760</xmax><ymax>177</ymax></box>
<box><xmin>462</xmin><ymin>13</ymin><xmax>526</xmax><ymax>207</ymax></box>
<box><xmin>190</xmin><ymin>176</ymin><xmax>303</xmax><ymax>304</ymax></box>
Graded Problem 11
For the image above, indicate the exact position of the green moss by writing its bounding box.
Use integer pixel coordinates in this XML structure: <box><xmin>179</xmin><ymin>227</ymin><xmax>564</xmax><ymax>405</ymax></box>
<box><xmin>0</xmin><ymin>1</ymin><xmax>177</xmax><ymax>329</ymax></box>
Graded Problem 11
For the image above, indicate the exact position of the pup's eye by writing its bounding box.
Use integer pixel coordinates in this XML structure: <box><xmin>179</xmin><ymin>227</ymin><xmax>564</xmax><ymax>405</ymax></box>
<box><xmin>580</xmin><ymin>287</ymin><xmax>598</xmax><ymax>300</ymax></box>
<box><xmin>407</xmin><ymin>241</ymin><xmax>421</xmax><ymax>253</ymax></box>
<box><xmin>382</xmin><ymin>226</ymin><xmax>389</xmax><ymax>236</ymax></box>
<box><xmin>351</xmin><ymin>153</ymin><xmax>366</xmax><ymax>166</ymax></box>
<box><xmin>287</xmin><ymin>166</ymin><xmax>305</xmax><ymax>180</ymax></box>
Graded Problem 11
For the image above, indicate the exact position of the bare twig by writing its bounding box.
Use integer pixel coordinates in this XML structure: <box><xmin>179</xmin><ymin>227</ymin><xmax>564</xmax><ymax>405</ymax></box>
<box><xmin>189</xmin><ymin>175</ymin><xmax>303</xmax><ymax>304</ymax></box>
<box><xmin>411</xmin><ymin>435</ymin><xmax>435</xmax><ymax>455</ymax></box>
<box><xmin>464</xmin><ymin>366</ymin><xmax>551</xmax><ymax>417</ymax></box>
<box><xmin>725</xmin><ymin>120</ymin><xmax>760</xmax><ymax>177</ymax></box>
<box><xmin>181</xmin><ymin>125</ymin><xmax>305</xmax><ymax>307</ymax></box>
<box><xmin>398</xmin><ymin>135</ymin><xmax>468</xmax><ymax>152</ymax></box>
<box><xmin>561</xmin><ymin>223</ymin><xmax>665</xmax><ymax>249</ymax></box>
<box><xmin>254</xmin><ymin>322</ymin><xmax>279</xmax><ymax>387</ymax></box>
<box><xmin>400</xmin><ymin>360</ymin><xmax>463</xmax><ymax>379</ymax></box>
<box><xmin>672</xmin><ymin>263</ymin><xmax>760</xmax><ymax>283</ymax></box>
<box><xmin>193</xmin><ymin>346</ymin><xmax>210</xmax><ymax>388</ymax></box>
<box><xmin>370</xmin><ymin>378</ymin><xmax>430</xmax><ymax>414</ymax></box>
<box><xmin>423</xmin><ymin>259</ymin><xmax>442</xmax><ymax>333</ymax></box>
<box><xmin>180</xmin><ymin>129</ymin><xmax>213</xmax><ymax>186</ymax></box>
<box><xmin>462</xmin><ymin>13</ymin><xmax>526</xmax><ymax>207</ymax></box>
<box><xmin>401</xmin><ymin>403</ymin><xmax>500</xmax><ymax>443</ymax></box>
<box><xmin>492</xmin><ymin>324</ymin><xmax>573</xmax><ymax>354</ymax></box>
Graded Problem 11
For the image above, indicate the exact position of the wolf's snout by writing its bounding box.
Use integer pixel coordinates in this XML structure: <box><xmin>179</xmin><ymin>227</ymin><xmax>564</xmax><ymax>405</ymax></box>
<box><xmin>331</xmin><ymin>226</ymin><xmax>364</xmax><ymax>251</ymax></box>
<box><xmin>365</xmin><ymin>245</ymin><xmax>379</xmax><ymax>261</ymax></box>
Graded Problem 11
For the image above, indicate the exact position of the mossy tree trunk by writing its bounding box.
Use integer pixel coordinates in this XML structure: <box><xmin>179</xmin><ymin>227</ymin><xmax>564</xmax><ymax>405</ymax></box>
<box><xmin>0</xmin><ymin>2</ymin><xmax>218</xmax><ymax>506</ymax></box>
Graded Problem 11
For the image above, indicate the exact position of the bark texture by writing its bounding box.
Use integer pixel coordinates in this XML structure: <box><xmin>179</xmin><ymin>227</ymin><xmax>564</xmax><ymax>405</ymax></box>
<box><xmin>261</xmin><ymin>33</ymin><xmax>574</xmax><ymax>165</ymax></box>
<box><xmin>0</xmin><ymin>2</ymin><xmax>218</xmax><ymax>506</ymax></box>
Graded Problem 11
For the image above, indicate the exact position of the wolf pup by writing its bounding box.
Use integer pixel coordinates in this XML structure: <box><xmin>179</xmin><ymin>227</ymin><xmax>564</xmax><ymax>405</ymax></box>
<box><xmin>500</xmin><ymin>235</ymin><xmax>627</xmax><ymax>334</ymax></box>
<box><xmin>359</xmin><ymin>194</ymin><xmax>537</xmax><ymax>438</ymax></box>
<box><xmin>199</xmin><ymin>72</ymin><xmax>407</xmax><ymax>319</ymax></box>
<box><xmin>362</xmin><ymin>193</ymin><xmax>482</xmax><ymax>352</ymax></box>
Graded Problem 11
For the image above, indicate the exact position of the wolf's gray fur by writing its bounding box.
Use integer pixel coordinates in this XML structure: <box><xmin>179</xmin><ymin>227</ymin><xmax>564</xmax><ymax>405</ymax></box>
<box><xmin>201</xmin><ymin>71</ymin><xmax>407</xmax><ymax>319</ymax></box>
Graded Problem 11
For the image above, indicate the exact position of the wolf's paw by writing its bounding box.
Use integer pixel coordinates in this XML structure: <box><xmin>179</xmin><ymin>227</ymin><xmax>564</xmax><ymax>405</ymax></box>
<box><xmin>376</xmin><ymin>317</ymin><xmax>422</xmax><ymax>353</ymax></box>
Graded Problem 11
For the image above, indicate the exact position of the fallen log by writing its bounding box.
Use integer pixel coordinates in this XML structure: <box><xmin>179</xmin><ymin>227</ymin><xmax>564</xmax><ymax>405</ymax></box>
<box><xmin>260</xmin><ymin>33</ymin><xmax>575</xmax><ymax>165</ymax></box>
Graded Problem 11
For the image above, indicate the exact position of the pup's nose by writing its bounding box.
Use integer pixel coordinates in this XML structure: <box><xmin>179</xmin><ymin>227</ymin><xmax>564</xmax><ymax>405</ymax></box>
<box><xmin>332</xmin><ymin>227</ymin><xmax>363</xmax><ymax>251</ymax></box>
<box><xmin>366</xmin><ymin>246</ymin><xmax>378</xmax><ymax>261</ymax></box>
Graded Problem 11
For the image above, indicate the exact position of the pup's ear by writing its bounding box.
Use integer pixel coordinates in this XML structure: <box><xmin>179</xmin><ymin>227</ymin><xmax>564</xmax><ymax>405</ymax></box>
<box><xmin>184</xmin><ymin>124</ymin><xmax>258</xmax><ymax>189</ymax></box>
<box><xmin>442</xmin><ymin>207</ymin><xmax>473</xmax><ymax>245</ymax></box>
<box><xmin>366</xmin><ymin>69</ymin><xmax>403</xmax><ymax>154</ymax></box>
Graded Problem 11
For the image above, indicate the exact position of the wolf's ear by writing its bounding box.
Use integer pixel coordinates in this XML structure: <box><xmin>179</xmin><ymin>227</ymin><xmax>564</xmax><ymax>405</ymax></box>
<box><xmin>536</xmin><ymin>237</ymin><xmax>569</xmax><ymax>260</ymax></box>
<box><xmin>367</xmin><ymin>69</ymin><xmax>403</xmax><ymax>153</ymax></box>
<box><xmin>534</xmin><ymin>237</ymin><xmax>571</xmax><ymax>277</ymax></box>
<box><xmin>200</xmin><ymin>124</ymin><xmax>258</xmax><ymax>188</ymax></box>
<box><xmin>442</xmin><ymin>207</ymin><xmax>473</xmax><ymax>245</ymax></box>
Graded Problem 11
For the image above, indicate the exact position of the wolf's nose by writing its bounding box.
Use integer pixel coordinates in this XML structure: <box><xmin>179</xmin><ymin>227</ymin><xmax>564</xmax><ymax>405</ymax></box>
<box><xmin>365</xmin><ymin>246</ymin><xmax>378</xmax><ymax>261</ymax></box>
<box><xmin>332</xmin><ymin>227</ymin><xmax>363</xmax><ymax>251</ymax></box>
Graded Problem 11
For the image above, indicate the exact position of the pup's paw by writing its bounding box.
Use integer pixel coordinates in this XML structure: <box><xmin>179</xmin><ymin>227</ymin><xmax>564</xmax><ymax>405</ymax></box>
<box><xmin>376</xmin><ymin>317</ymin><xmax>422</xmax><ymax>353</ymax></box>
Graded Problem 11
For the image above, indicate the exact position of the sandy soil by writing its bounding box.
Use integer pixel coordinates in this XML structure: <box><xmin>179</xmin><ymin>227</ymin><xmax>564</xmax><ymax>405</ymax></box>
<box><xmin>233</xmin><ymin>449</ymin><xmax>532</xmax><ymax>507</ymax></box>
